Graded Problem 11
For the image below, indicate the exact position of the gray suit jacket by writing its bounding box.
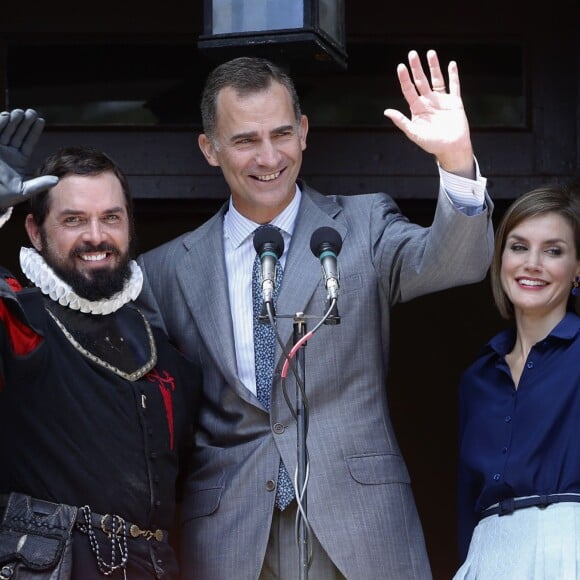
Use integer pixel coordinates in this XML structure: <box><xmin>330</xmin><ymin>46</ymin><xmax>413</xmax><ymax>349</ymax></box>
<box><xmin>136</xmin><ymin>181</ymin><xmax>494</xmax><ymax>579</ymax></box>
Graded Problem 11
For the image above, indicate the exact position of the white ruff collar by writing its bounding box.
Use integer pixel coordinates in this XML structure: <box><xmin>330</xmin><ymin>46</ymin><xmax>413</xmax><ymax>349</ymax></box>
<box><xmin>19</xmin><ymin>246</ymin><xmax>143</xmax><ymax>315</ymax></box>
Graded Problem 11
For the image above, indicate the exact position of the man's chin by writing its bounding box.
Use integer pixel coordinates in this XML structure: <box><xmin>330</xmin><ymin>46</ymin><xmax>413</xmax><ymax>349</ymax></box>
<box><xmin>79</xmin><ymin>264</ymin><xmax>116</xmax><ymax>281</ymax></box>
<box><xmin>62</xmin><ymin>264</ymin><xmax>131</xmax><ymax>301</ymax></box>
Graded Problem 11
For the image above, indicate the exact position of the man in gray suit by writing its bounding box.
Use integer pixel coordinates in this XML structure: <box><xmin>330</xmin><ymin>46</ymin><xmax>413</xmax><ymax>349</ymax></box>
<box><xmin>136</xmin><ymin>50</ymin><xmax>494</xmax><ymax>579</ymax></box>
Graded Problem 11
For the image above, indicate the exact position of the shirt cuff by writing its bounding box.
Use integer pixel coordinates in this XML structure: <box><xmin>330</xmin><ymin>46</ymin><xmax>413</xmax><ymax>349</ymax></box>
<box><xmin>438</xmin><ymin>158</ymin><xmax>487</xmax><ymax>214</ymax></box>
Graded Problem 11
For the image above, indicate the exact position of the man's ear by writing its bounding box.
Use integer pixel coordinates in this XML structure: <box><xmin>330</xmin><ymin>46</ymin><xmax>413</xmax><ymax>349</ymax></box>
<box><xmin>198</xmin><ymin>133</ymin><xmax>220</xmax><ymax>167</ymax></box>
<box><xmin>24</xmin><ymin>214</ymin><xmax>43</xmax><ymax>251</ymax></box>
<box><xmin>299</xmin><ymin>114</ymin><xmax>309</xmax><ymax>152</ymax></box>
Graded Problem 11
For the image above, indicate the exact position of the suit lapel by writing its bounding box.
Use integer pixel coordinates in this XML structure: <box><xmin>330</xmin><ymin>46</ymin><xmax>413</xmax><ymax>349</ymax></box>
<box><xmin>174</xmin><ymin>210</ymin><xmax>250</xmax><ymax>398</ymax></box>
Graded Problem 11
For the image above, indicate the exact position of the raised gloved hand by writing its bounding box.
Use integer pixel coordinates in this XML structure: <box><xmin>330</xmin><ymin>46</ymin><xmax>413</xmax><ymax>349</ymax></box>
<box><xmin>0</xmin><ymin>108</ymin><xmax>47</xmax><ymax>173</ymax></box>
<box><xmin>0</xmin><ymin>157</ymin><xmax>58</xmax><ymax>211</ymax></box>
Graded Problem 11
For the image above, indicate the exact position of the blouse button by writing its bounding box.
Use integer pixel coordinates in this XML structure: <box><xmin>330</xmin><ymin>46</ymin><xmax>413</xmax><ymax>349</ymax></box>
<box><xmin>493</xmin><ymin>473</ymin><xmax>501</xmax><ymax>481</ymax></box>
<box><xmin>505</xmin><ymin>416</ymin><xmax>512</xmax><ymax>423</ymax></box>
<box><xmin>527</xmin><ymin>361</ymin><xmax>534</xmax><ymax>369</ymax></box>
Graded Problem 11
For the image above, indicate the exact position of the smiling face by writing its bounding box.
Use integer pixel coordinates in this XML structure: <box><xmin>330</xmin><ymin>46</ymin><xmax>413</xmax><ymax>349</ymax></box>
<box><xmin>198</xmin><ymin>81</ymin><xmax>308</xmax><ymax>224</ymax></box>
<box><xmin>500</xmin><ymin>212</ymin><xmax>580</xmax><ymax>321</ymax></box>
<box><xmin>25</xmin><ymin>171</ymin><xmax>132</xmax><ymax>300</ymax></box>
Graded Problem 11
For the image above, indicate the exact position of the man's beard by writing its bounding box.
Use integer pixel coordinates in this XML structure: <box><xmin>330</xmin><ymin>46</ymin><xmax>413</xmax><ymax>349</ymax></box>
<box><xmin>41</xmin><ymin>240</ymin><xmax>132</xmax><ymax>302</ymax></box>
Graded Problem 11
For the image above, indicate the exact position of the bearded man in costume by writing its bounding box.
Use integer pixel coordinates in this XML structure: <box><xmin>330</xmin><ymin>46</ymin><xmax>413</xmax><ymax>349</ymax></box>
<box><xmin>0</xmin><ymin>109</ymin><xmax>200</xmax><ymax>579</ymax></box>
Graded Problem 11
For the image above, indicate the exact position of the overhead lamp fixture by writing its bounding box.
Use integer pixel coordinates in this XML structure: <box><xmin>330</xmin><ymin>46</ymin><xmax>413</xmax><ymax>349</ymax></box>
<box><xmin>198</xmin><ymin>0</ymin><xmax>347</xmax><ymax>71</ymax></box>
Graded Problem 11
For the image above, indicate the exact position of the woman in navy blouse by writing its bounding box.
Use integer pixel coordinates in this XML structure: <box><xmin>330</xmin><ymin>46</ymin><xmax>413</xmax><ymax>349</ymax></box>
<box><xmin>454</xmin><ymin>183</ymin><xmax>580</xmax><ymax>579</ymax></box>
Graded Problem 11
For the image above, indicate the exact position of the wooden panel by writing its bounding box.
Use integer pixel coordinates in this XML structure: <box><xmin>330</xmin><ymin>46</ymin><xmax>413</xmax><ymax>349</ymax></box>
<box><xmin>26</xmin><ymin>127</ymin><xmax>561</xmax><ymax>201</ymax></box>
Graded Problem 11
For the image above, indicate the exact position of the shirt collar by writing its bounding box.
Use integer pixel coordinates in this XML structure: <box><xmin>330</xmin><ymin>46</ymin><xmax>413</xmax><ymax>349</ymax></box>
<box><xmin>223</xmin><ymin>185</ymin><xmax>302</xmax><ymax>248</ymax></box>
<box><xmin>488</xmin><ymin>311</ymin><xmax>580</xmax><ymax>356</ymax></box>
<box><xmin>549</xmin><ymin>311</ymin><xmax>580</xmax><ymax>340</ymax></box>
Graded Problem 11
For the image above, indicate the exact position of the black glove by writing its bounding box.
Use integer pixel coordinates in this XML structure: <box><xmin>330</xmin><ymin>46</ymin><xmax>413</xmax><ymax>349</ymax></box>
<box><xmin>0</xmin><ymin>157</ymin><xmax>58</xmax><ymax>211</ymax></box>
<box><xmin>0</xmin><ymin>109</ymin><xmax>58</xmax><ymax>212</ymax></box>
<box><xmin>0</xmin><ymin>109</ymin><xmax>46</xmax><ymax>173</ymax></box>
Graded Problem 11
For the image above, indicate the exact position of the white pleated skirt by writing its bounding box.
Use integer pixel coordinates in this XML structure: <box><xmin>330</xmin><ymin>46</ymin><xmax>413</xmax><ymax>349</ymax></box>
<box><xmin>454</xmin><ymin>502</ymin><xmax>580</xmax><ymax>580</ymax></box>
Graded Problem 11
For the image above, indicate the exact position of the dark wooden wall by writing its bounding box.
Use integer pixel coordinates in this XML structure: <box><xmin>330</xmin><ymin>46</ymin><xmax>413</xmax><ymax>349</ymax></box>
<box><xmin>2</xmin><ymin>1</ymin><xmax>579</xmax><ymax>578</ymax></box>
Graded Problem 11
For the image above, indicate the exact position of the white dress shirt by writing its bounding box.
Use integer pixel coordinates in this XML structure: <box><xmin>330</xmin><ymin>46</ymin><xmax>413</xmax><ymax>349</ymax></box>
<box><xmin>223</xmin><ymin>188</ymin><xmax>301</xmax><ymax>395</ymax></box>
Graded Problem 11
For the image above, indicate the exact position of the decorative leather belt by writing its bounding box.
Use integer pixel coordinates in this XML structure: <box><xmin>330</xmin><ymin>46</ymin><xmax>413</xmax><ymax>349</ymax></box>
<box><xmin>0</xmin><ymin>493</ymin><xmax>167</xmax><ymax>543</ymax></box>
<box><xmin>480</xmin><ymin>493</ymin><xmax>580</xmax><ymax>520</ymax></box>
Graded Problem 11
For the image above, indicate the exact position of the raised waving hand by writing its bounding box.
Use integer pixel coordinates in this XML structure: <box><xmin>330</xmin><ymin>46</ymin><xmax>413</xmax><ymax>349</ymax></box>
<box><xmin>384</xmin><ymin>49</ymin><xmax>474</xmax><ymax>177</ymax></box>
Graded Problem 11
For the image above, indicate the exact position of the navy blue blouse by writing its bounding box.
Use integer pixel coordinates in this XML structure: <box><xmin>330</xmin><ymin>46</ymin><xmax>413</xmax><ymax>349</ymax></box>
<box><xmin>457</xmin><ymin>312</ymin><xmax>580</xmax><ymax>561</ymax></box>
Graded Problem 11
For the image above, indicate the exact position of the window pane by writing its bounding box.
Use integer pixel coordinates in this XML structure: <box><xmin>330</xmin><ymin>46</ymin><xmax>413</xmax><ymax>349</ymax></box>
<box><xmin>6</xmin><ymin>42</ymin><xmax>524</xmax><ymax>128</ymax></box>
<box><xmin>294</xmin><ymin>43</ymin><xmax>525</xmax><ymax>128</ymax></box>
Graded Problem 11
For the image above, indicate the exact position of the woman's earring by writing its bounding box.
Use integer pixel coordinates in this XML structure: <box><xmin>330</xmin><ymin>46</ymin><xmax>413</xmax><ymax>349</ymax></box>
<box><xmin>573</xmin><ymin>276</ymin><xmax>580</xmax><ymax>297</ymax></box>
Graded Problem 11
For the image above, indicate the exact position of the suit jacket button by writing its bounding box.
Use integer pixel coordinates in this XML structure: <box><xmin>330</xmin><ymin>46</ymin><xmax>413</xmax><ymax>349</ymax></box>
<box><xmin>273</xmin><ymin>423</ymin><xmax>285</xmax><ymax>434</ymax></box>
<box><xmin>265</xmin><ymin>480</ymin><xmax>276</xmax><ymax>492</ymax></box>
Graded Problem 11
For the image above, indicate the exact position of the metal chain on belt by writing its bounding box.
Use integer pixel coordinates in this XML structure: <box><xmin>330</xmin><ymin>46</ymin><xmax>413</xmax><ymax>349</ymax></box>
<box><xmin>77</xmin><ymin>505</ymin><xmax>129</xmax><ymax>576</ymax></box>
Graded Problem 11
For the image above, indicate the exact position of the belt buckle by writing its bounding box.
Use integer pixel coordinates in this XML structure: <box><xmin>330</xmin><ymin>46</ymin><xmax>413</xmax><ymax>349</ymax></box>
<box><xmin>497</xmin><ymin>498</ymin><xmax>515</xmax><ymax>516</ymax></box>
<box><xmin>129</xmin><ymin>523</ymin><xmax>164</xmax><ymax>542</ymax></box>
<box><xmin>100</xmin><ymin>513</ymin><xmax>125</xmax><ymax>537</ymax></box>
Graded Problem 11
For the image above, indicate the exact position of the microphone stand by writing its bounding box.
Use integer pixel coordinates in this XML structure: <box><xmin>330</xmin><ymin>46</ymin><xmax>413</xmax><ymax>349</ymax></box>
<box><xmin>275</xmin><ymin>303</ymin><xmax>340</xmax><ymax>580</ymax></box>
<box><xmin>292</xmin><ymin>313</ymin><xmax>309</xmax><ymax>580</ymax></box>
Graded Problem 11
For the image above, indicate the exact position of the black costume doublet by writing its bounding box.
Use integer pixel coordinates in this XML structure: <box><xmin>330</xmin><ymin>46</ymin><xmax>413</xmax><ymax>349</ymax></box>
<box><xmin>0</xmin><ymin>268</ymin><xmax>200</xmax><ymax>578</ymax></box>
